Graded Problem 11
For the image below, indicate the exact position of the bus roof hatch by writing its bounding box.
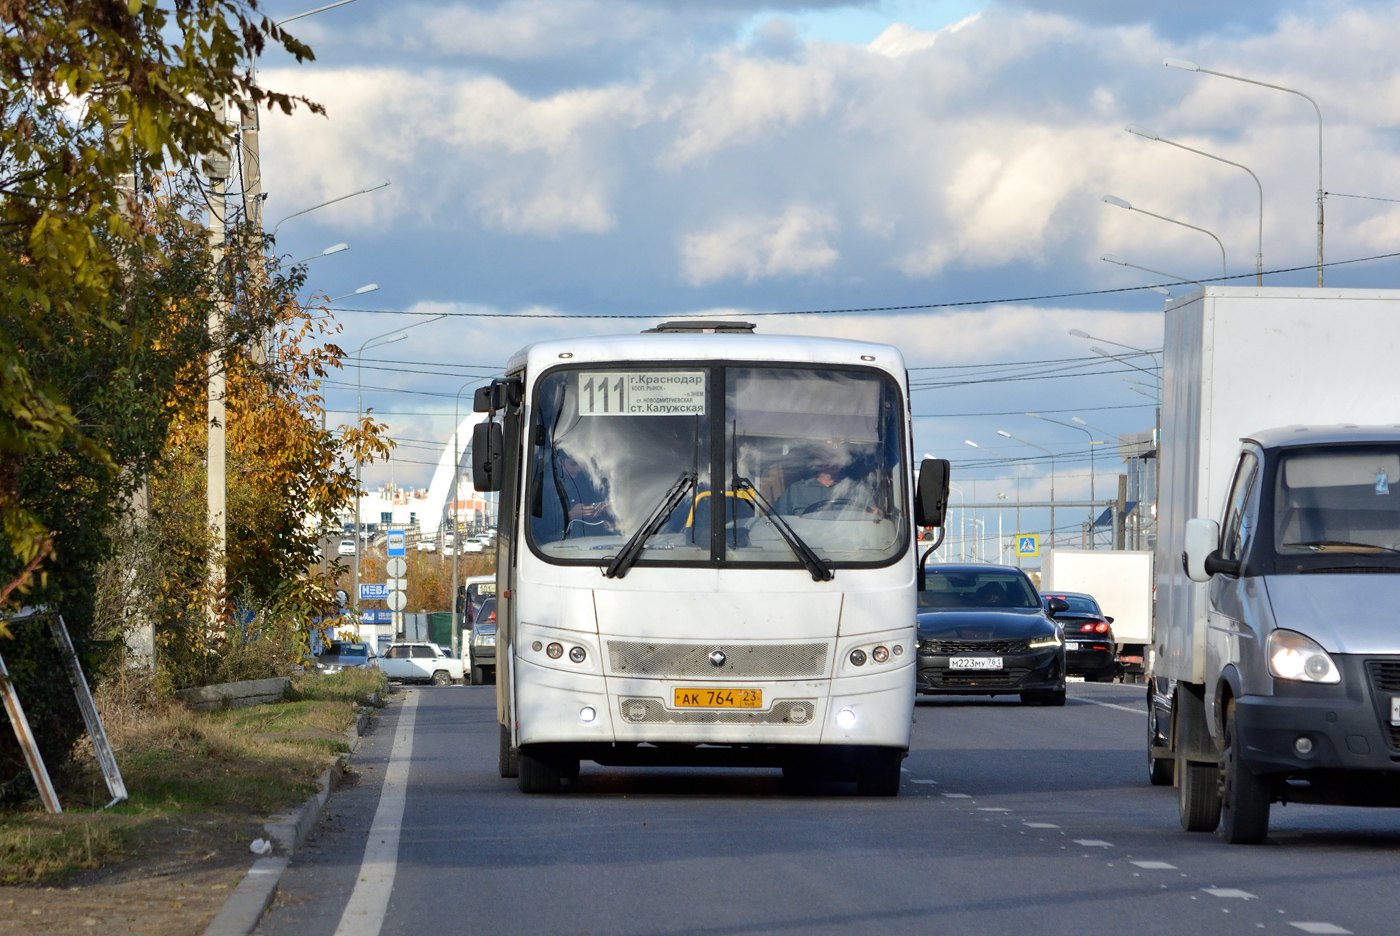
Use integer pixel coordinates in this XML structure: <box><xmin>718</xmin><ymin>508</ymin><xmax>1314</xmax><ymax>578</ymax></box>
<box><xmin>641</xmin><ymin>320</ymin><xmax>756</xmax><ymax>334</ymax></box>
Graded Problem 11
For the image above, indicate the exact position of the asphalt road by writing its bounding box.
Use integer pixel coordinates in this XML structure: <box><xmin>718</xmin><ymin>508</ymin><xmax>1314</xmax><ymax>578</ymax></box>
<box><xmin>256</xmin><ymin>682</ymin><xmax>1400</xmax><ymax>936</ymax></box>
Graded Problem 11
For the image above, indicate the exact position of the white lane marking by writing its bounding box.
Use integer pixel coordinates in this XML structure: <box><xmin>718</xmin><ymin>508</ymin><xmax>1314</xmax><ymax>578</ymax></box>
<box><xmin>942</xmin><ymin>793</ymin><xmax>971</xmax><ymax>798</ymax></box>
<box><xmin>1289</xmin><ymin>924</ymin><xmax>1352</xmax><ymax>934</ymax></box>
<box><xmin>977</xmin><ymin>807</ymin><xmax>1011</xmax><ymax>812</ymax></box>
<box><xmin>1130</xmin><ymin>861</ymin><xmax>1178</xmax><ymax>870</ymax></box>
<box><xmin>1024</xmin><ymin>822</ymin><xmax>1059</xmax><ymax>829</ymax></box>
<box><xmin>334</xmin><ymin>690</ymin><xmax>421</xmax><ymax>936</ymax></box>
<box><xmin>910</xmin><ymin>779</ymin><xmax>938</xmax><ymax>785</ymax></box>
<box><xmin>1073</xmin><ymin>839</ymin><xmax>1113</xmax><ymax>847</ymax></box>
<box><xmin>1072</xmin><ymin>697</ymin><xmax>1148</xmax><ymax>716</ymax></box>
<box><xmin>1203</xmin><ymin>888</ymin><xmax>1257</xmax><ymax>899</ymax></box>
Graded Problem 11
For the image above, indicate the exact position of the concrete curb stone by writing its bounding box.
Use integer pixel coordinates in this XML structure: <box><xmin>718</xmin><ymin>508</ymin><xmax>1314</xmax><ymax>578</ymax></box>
<box><xmin>200</xmin><ymin>702</ymin><xmax>376</xmax><ymax>936</ymax></box>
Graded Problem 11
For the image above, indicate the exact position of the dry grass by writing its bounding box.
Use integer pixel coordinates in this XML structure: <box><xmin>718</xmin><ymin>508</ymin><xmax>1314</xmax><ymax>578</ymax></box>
<box><xmin>0</xmin><ymin>668</ymin><xmax>385</xmax><ymax>885</ymax></box>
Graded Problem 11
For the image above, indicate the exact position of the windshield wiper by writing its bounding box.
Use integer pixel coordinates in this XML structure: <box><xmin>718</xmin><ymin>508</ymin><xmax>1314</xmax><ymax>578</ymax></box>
<box><xmin>1282</xmin><ymin>541</ymin><xmax>1400</xmax><ymax>555</ymax></box>
<box><xmin>604</xmin><ymin>472</ymin><xmax>696</xmax><ymax>579</ymax></box>
<box><xmin>733</xmin><ymin>476</ymin><xmax>834</xmax><ymax>582</ymax></box>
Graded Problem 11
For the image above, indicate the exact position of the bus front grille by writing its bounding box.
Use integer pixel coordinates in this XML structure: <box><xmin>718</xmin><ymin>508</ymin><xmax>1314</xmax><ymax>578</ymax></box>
<box><xmin>607</xmin><ymin>641</ymin><xmax>828</xmax><ymax>678</ymax></box>
<box><xmin>619</xmin><ymin>698</ymin><xmax>816</xmax><ymax>725</ymax></box>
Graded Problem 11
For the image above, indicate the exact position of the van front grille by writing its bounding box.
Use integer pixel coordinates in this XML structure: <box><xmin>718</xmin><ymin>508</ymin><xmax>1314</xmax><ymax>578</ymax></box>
<box><xmin>606</xmin><ymin>641</ymin><xmax>827</xmax><ymax>678</ymax></box>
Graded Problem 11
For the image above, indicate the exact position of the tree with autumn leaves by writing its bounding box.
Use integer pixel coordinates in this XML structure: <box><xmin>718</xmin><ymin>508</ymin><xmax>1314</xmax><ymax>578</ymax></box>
<box><xmin>0</xmin><ymin>2</ymin><xmax>391</xmax><ymax>799</ymax></box>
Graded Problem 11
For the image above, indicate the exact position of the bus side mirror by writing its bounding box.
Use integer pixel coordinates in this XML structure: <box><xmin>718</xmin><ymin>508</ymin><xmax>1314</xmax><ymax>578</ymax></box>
<box><xmin>473</xmin><ymin>386</ymin><xmax>494</xmax><ymax>413</ymax></box>
<box><xmin>472</xmin><ymin>422</ymin><xmax>504</xmax><ymax>492</ymax></box>
<box><xmin>914</xmin><ymin>458</ymin><xmax>950</xmax><ymax>528</ymax></box>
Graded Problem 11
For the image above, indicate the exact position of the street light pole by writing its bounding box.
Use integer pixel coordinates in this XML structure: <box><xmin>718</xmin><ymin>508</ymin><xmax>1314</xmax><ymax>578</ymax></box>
<box><xmin>450</xmin><ymin>379</ymin><xmax>478</xmax><ymax>662</ymax></box>
<box><xmin>1101</xmin><ymin>253</ymin><xmax>1205</xmax><ymax>289</ymax></box>
<box><xmin>1126</xmin><ymin>125</ymin><xmax>1265</xmax><ymax>285</ymax></box>
<box><xmin>1164</xmin><ymin>58</ymin><xmax>1323</xmax><ymax>286</ymax></box>
<box><xmin>1102</xmin><ymin>195</ymin><xmax>1227</xmax><ymax>284</ymax></box>
<box><xmin>997</xmin><ymin>430</ymin><xmax>1056</xmax><ymax>549</ymax></box>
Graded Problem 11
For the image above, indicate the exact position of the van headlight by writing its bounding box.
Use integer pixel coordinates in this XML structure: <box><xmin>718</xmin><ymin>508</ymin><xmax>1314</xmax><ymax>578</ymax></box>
<box><xmin>1027</xmin><ymin>635</ymin><xmax>1061</xmax><ymax>650</ymax></box>
<box><xmin>1267</xmin><ymin>629</ymin><xmax>1340</xmax><ymax>684</ymax></box>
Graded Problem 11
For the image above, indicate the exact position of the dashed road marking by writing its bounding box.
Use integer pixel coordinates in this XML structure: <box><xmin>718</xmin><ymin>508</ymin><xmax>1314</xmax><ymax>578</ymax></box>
<box><xmin>977</xmin><ymin>807</ymin><xmax>1012</xmax><ymax>812</ymax></box>
<box><xmin>1288</xmin><ymin>925</ymin><xmax>1352</xmax><ymax>935</ymax></box>
<box><xmin>942</xmin><ymin>793</ymin><xmax>971</xmax><ymax>798</ymax></box>
<box><xmin>1203</xmin><ymin>888</ymin><xmax>1257</xmax><ymax>899</ymax></box>
<box><xmin>1024</xmin><ymin>822</ymin><xmax>1059</xmax><ymax>828</ymax></box>
<box><xmin>1071</xmin><ymin>697</ymin><xmax>1148</xmax><ymax>716</ymax></box>
<box><xmin>910</xmin><ymin>779</ymin><xmax>938</xmax><ymax>785</ymax></box>
<box><xmin>1130</xmin><ymin>861</ymin><xmax>1177</xmax><ymax>870</ymax></box>
<box><xmin>1073</xmin><ymin>839</ymin><xmax>1113</xmax><ymax>847</ymax></box>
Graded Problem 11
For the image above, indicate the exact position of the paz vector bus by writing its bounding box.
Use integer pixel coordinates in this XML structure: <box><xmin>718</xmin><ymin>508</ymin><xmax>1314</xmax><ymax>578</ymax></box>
<box><xmin>470</xmin><ymin>320</ymin><xmax>949</xmax><ymax>794</ymax></box>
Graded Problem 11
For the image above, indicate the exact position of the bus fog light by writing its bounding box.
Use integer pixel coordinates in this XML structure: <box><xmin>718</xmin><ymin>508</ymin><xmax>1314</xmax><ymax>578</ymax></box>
<box><xmin>836</xmin><ymin>708</ymin><xmax>857</xmax><ymax>729</ymax></box>
<box><xmin>892</xmin><ymin>644</ymin><xmax>903</xmax><ymax>656</ymax></box>
<box><xmin>580</xmin><ymin>706</ymin><xmax>596</xmax><ymax>723</ymax></box>
<box><xmin>531</xmin><ymin>641</ymin><xmax>543</xmax><ymax>652</ymax></box>
<box><xmin>872</xmin><ymin>646</ymin><xmax>890</xmax><ymax>664</ymax></box>
<box><xmin>569</xmin><ymin>646</ymin><xmax>587</xmax><ymax>664</ymax></box>
<box><xmin>849</xmin><ymin>649</ymin><xmax>867</xmax><ymax>666</ymax></box>
<box><xmin>1295</xmin><ymin>736</ymin><xmax>1313</xmax><ymax>756</ymax></box>
<box><xmin>546</xmin><ymin>642</ymin><xmax>564</xmax><ymax>659</ymax></box>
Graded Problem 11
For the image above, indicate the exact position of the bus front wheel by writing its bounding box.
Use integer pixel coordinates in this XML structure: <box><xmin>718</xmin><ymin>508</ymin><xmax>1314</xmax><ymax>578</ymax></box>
<box><xmin>855</xmin><ymin>748</ymin><xmax>902</xmax><ymax>796</ymax></box>
<box><xmin>518</xmin><ymin>747</ymin><xmax>576</xmax><ymax>794</ymax></box>
<box><xmin>499</xmin><ymin>723</ymin><xmax>519</xmax><ymax>778</ymax></box>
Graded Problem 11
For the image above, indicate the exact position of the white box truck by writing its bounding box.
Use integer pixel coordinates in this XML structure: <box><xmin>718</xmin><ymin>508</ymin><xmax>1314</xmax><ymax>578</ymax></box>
<box><xmin>1154</xmin><ymin>286</ymin><xmax>1400</xmax><ymax>843</ymax></box>
<box><xmin>1041</xmin><ymin>549</ymin><xmax>1153</xmax><ymax>675</ymax></box>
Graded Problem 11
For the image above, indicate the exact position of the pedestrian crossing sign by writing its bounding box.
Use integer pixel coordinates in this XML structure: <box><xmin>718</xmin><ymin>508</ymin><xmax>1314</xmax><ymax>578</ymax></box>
<box><xmin>1016</xmin><ymin>534</ymin><xmax>1039</xmax><ymax>558</ymax></box>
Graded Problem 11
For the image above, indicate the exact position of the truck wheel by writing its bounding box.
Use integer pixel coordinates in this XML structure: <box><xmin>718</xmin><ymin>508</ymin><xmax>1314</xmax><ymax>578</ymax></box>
<box><xmin>855</xmin><ymin>748</ymin><xmax>902</xmax><ymax>796</ymax></box>
<box><xmin>471</xmin><ymin>666</ymin><xmax>483</xmax><ymax>686</ymax></box>
<box><xmin>1219</xmin><ymin>702</ymin><xmax>1271</xmax><ymax>844</ymax></box>
<box><xmin>499</xmin><ymin>722</ymin><xmax>519</xmax><ymax>778</ymax></box>
<box><xmin>431</xmin><ymin>670</ymin><xmax>451</xmax><ymax>687</ymax></box>
<box><xmin>518</xmin><ymin>749</ymin><xmax>563</xmax><ymax>794</ymax></box>
<box><xmin>1148</xmin><ymin>706</ymin><xmax>1173</xmax><ymax>786</ymax></box>
<box><xmin>1178</xmin><ymin>759</ymin><xmax>1222</xmax><ymax>832</ymax></box>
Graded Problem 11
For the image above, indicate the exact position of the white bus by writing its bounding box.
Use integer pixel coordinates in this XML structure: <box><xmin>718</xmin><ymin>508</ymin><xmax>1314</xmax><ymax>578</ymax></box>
<box><xmin>472</xmin><ymin>321</ymin><xmax>948</xmax><ymax>794</ymax></box>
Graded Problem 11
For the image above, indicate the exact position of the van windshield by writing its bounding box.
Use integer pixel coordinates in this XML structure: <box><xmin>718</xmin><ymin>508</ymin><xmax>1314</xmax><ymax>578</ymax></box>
<box><xmin>1274</xmin><ymin>446</ymin><xmax>1400</xmax><ymax>556</ymax></box>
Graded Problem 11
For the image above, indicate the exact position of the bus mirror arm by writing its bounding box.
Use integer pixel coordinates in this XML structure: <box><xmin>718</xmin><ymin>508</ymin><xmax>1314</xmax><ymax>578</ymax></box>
<box><xmin>917</xmin><ymin>532</ymin><xmax>945</xmax><ymax>592</ymax></box>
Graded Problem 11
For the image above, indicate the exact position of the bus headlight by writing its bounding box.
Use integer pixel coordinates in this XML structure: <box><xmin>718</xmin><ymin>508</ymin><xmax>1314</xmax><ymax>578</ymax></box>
<box><xmin>569</xmin><ymin>646</ymin><xmax>587</xmax><ymax>664</ymax></box>
<box><xmin>849</xmin><ymin>649</ymin><xmax>867</xmax><ymax>666</ymax></box>
<box><xmin>872</xmin><ymin>646</ymin><xmax>890</xmax><ymax>664</ymax></box>
<box><xmin>546</xmin><ymin>642</ymin><xmax>564</xmax><ymax>659</ymax></box>
<box><xmin>1267</xmin><ymin>629</ymin><xmax>1340</xmax><ymax>684</ymax></box>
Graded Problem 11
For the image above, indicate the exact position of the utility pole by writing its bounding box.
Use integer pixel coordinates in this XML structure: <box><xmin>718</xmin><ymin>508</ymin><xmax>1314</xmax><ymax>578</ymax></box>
<box><xmin>206</xmin><ymin>105</ymin><xmax>231</xmax><ymax>626</ymax></box>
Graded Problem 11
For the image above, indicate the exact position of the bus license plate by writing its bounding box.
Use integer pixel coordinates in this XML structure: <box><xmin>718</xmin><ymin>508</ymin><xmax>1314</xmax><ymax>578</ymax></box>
<box><xmin>673</xmin><ymin>688</ymin><xmax>763</xmax><ymax>709</ymax></box>
<box><xmin>949</xmin><ymin>656</ymin><xmax>1002</xmax><ymax>670</ymax></box>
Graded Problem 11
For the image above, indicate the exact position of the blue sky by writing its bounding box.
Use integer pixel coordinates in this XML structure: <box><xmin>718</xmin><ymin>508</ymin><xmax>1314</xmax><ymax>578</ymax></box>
<box><xmin>252</xmin><ymin>0</ymin><xmax>1400</xmax><ymax>552</ymax></box>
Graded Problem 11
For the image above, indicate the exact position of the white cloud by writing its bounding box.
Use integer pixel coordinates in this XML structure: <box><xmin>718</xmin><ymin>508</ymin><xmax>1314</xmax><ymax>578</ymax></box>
<box><xmin>681</xmin><ymin>204</ymin><xmax>840</xmax><ymax>284</ymax></box>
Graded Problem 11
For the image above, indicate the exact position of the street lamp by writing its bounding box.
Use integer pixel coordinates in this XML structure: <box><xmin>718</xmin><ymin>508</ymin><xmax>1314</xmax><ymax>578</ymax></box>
<box><xmin>277</xmin><ymin>0</ymin><xmax>359</xmax><ymax>25</ymax></box>
<box><xmin>963</xmin><ymin>440</ymin><xmax>1024</xmax><ymax>566</ymax></box>
<box><xmin>1102</xmin><ymin>195</ymin><xmax>1227</xmax><ymax>284</ymax></box>
<box><xmin>1126</xmin><ymin>125</ymin><xmax>1264</xmax><ymax>285</ymax></box>
<box><xmin>290</xmin><ymin>243</ymin><xmax>348</xmax><ymax>266</ymax></box>
<box><xmin>997</xmin><ymin>430</ymin><xmax>1056</xmax><ymax>549</ymax></box>
<box><xmin>1101</xmin><ymin>253</ymin><xmax>1204</xmax><ymax>289</ymax></box>
<box><xmin>1164</xmin><ymin>58</ymin><xmax>1323</xmax><ymax>286</ymax></box>
<box><xmin>450</xmin><ymin>378</ymin><xmax>483</xmax><ymax>662</ymax></box>
<box><xmin>351</xmin><ymin>314</ymin><xmax>447</xmax><ymax>615</ymax></box>
<box><xmin>270</xmin><ymin>179</ymin><xmax>391</xmax><ymax>237</ymax></box>
<box><xmin>1028</xmin><ymin>412</ymin><xmax>1098</xmax><ymax>544</ymax></box>
<box><xmin>326</xmin><ymin>283</ymin><xmax>378</xmax><ymax>305</ymax></box>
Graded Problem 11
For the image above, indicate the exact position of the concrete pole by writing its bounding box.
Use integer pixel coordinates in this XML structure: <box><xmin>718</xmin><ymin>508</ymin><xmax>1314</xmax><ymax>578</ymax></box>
<box><xmin>206</xmin><ymin>117</ymin><xmax>231</xmax><ymax>628</ymax></box>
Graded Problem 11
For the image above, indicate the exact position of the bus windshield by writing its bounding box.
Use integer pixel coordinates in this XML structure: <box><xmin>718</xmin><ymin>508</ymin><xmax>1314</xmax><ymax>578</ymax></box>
<box><xmin>526</xmin><ymin>363</ymin><xmax>906</xmax><ymax>569</ymax></box>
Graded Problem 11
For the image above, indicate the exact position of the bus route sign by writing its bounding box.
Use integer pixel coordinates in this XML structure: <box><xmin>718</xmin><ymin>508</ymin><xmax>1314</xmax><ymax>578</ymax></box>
<box><xmin>386</xmin><ymin>531</ymin><xmax>406</xmax><ymax>556</ymax></box>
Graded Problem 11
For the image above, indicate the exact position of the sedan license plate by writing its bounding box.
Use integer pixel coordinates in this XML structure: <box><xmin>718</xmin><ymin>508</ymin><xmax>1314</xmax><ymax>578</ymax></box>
<box><xmin>949</xmin><ymin>656</ymin><xmax>1003</xmax><ymax>670</ymax></box>
<box><xmin>1064</xmin><ymin>641</ymin><xmax>1080</xmax><ymax>651</ymax></box>
<box><xmin>1391</xmin><ymin>696</ymin><xmax>1400</xmax><ymax>726</ymax></box>
<box><xmin>673</xmin><ymin>688</ymin><xmax>762</xmax><ymax>709</ymax></box>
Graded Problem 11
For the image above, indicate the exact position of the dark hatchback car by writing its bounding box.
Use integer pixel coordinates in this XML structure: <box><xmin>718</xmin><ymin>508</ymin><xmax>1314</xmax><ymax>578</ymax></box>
<box><xmin>312</xmin><ymin>640</ymin><xmax>376</xmax><ymax>673</ymax></box>
<box><xmin>917</xmin><ymin>564</ymin><xmax>1067</xmax><ymax>705</ymax></box>
<box><xmin>1042</xmin><ymin>591</ymin><xmax>1117</xmax><ymax>682</ymax></box>
<box><xmin>469</xmin><ymin>598</ymin><xmax>497</xmax><ymax>686</ymax></box>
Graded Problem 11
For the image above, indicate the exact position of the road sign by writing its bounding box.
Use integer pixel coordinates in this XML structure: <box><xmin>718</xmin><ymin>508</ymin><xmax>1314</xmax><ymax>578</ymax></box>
<box><xmin>386</xmin><ymin>531</ymin><xmax>406</xmax><ymax>557</ymax></box>
<box><xmin>1016</xmin><ymin>534</ymin><xmax>1039</xmax><ymax>558</ymax></box>
<box><xmin>361</xmin><ymin>609</ymin><xmax>392</xmax><ymax>624</ymax></box>
<box><xmin>386</xmin><ymin>557</ymin><xmax>407</xmax><ymax>577</ymax></box>
<box><xmin>386</xmin><ymin>591</ymin><xmax>407</xmax><ymax>611</ymax></box>
<box><xmin>386</xmin><ymin>578</ymin><xmax>406</xmax><ymax>592</ymax></box>
<box><xmin>359</xmin><ymin>583</ymin><xmax>390</xmax><ymax>601</ymax></box>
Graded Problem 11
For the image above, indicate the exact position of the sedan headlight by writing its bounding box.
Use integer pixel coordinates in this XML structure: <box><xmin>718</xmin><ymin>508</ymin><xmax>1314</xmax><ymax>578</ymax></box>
<box><xmin>476</xmin><ymin>634</ymin><xmax>496</xmax><ymax>647</ymax></box>
<box><xmin>1267</xmin><ymin>629</ymin><xmax>1340</xmax><ymax>684</ymax></box>
<box><xmin>1027</xmin><ymin>635</ymin><xmax>1061</xmax><ymax>650</ymax></box>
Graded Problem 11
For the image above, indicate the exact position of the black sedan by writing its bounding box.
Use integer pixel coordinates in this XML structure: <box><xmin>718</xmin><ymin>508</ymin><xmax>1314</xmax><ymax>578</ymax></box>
<box><xmin>917</xmin><ymin>564</ymin><xmax>1067</xmax><ymax>706</ymax></box>
<box><xmin>1042</xmin><ymin>591</ymin><xmax>1117</xmax><ymax>682</ymax></box>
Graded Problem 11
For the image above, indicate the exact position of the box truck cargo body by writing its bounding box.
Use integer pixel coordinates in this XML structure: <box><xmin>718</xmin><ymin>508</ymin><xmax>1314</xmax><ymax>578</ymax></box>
<box><xmin>1041</xmin><ymin>549</ymin><xmax>1152</xmax><ymax>671</ymax></box>
<box><xmin>1155</xmin><ymin>287</ymin><xmax>1400</xmax><ymax>843</ymax></box>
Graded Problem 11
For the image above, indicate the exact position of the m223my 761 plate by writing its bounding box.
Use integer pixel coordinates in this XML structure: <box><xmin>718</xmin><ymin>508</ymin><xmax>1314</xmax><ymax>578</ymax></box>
<box><xmin>673</xmin><ymin>688</ymin><xmax>763</xmax><ymax>708</ymax></box>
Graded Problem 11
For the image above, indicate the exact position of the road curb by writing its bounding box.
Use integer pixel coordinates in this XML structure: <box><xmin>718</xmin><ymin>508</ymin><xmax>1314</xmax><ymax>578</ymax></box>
<box><xmin>201</xmin><ymin>703</ymin><xmax>376</xmax><ymax>936</ymax></box>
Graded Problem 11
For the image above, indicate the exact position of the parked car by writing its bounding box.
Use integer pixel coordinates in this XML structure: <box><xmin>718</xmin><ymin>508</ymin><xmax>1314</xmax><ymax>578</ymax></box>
<box><xmin>417</xmin><ymin>538</ymin><xmax>437</xmax><ymax>553</ymax></box>
<box><xmin>469</xmin><ymin>598</ymin><xmax>497</xmax><ymax>685</ymax></box>
<box><xmin>1042</xmin><ymin>591</ymin><xmax>1117</xmax><ymax>682</ymax></box>
<box><xmin>337</xmin><ymin>538</ymin><xmax>356</xmax><ymax>556</ymax></box>
<box><xmin>313</xmin><ymin>640</ymin><xmax>376</xmax><ymax>673</ymax></box>
<box><xmin>917</xmin><ymin>564</ymin><xmax>1067</xmax><ymax>705</ymax></box>
<box><xmin>379</xmin><ymin>641</ymin><xmax>464</xmax><ymax>686</ymax></box>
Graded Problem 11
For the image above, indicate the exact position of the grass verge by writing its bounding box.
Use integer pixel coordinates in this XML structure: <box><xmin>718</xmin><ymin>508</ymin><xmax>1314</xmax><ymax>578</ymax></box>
<box><xmin>0</xmin><ymin>668</ymin><xmax>385</xmax><ymax>885</ymax></box>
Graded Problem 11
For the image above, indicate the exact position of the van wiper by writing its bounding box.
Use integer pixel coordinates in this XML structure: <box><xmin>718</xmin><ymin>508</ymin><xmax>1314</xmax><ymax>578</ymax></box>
<box><xmin>1282</xmin><ymin>541</ymin><xmax>1400</xmax><ymax>554</ymax></box>
<box><xmin>733</xmin><ymin>476</ymin><xmax>834</xmax><ymax>582</ymax></box>
<box><xmin>604</xmin><ymin>472</ymin><xmax>696</xmax><ymax>579</ymax></box>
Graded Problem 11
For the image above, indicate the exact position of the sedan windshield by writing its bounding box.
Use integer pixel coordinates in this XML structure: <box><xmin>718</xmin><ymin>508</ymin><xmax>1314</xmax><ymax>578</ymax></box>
<box><xmin>1275</xmin><ymin>446</ymin><xmax>1400</xmax><ymax>556</ymax></box>
<box><xmin>920</xmin><ymin>569</ymin><xmax>1040</xmax><ymax>609</ymax></box>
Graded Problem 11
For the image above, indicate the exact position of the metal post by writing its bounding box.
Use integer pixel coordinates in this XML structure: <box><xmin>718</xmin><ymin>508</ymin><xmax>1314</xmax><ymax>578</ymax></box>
<box><xmin>0</xmin><ymin>648</ymin><xmax>60</xmax><ymax>813</ymax></box>
<box><xmin>49</xmin><ymin>615</ymin><xmax>127</xmax><ymax>807</ymax></box>
<box><xmin>1116</xmin><ymin>475</ymin><xmax>1128</xmax><ymax>550</ymax></box>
